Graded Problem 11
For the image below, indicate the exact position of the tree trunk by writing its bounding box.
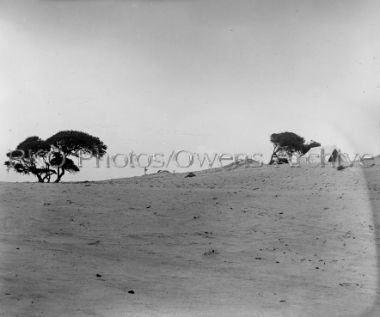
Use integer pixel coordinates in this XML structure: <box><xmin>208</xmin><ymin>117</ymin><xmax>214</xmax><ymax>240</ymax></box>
<box><xmin>268</xmin><ymin>146</ymin><xmax>279</xmax><ymax>165</ymax></box>
<box><xmin>42</xmin><ymin>171</ymin><xmax>54</xmax><ymax>183</ymax></box>
<box><xmin>36</xmin><ymin>174</ymin><xmax>44</xmax><ymax>183</ymax></box>
<box><xmin>55</xmin><ymin>168</ymin><xmax>65</xmax><ymax>183</ymax></box>
<box><xmin>268</xmin><ymin>153</ymin><xmax>276</xmax><ymax>165</ymax></box>
<box><xmin>46</xmin><ymin>164</ymin><xmax>51</xmax><ymax>183</ymax></box>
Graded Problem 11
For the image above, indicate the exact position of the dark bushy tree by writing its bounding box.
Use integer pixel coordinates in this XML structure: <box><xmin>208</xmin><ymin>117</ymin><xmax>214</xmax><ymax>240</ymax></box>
<box><xmin>5</xmin><ymin>136</ymin><xmax>52</xmax><ymax>182</ymax></box>
<box><xmin>46</xmin><ymin>131</ymin><xmax>107</xmax><ymax>182</ymax></box>
<box><xmin>5</xmin><ymin>131</ymin><xmax>107</xmax><ymax>182</ymax></box>
<box><xmin>300</xmin><ymin>140</ymin><xmax>321</xmax><ymax>155</ymax></box>
<box><xmin>46</xmin><ymin>130</ymin><xmax>107</xmax><ymax>158</ymax></box>
<box><xmin>269</xmin><ymin>131</ymin><xmax>320</xmax><ymax>164</ymax></box>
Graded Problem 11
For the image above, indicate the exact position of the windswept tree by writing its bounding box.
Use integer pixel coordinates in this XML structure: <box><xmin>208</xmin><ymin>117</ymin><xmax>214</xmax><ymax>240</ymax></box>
<box><xmin>5</xmin><ymin>136</ymin><xmax>52</xmax><ymax>182</ymax></box>
<box><xmin>300</xmin><ymin>140</ymin><xmax>321</xmax><ymax>155</ymax></box>
<box><xmin>5</xmin><ymin>131</ymin><xmax>107</xmax><ymax>183</ymax></box>
<box><xmin>269</xmin><ymin>131</ymin><xmax>320</xmax><ymax>164</ymax></box>
<box><xmin>46</xmin><ymin>130</ymin><xmax>107</xmax><ymax>182</ymax></box>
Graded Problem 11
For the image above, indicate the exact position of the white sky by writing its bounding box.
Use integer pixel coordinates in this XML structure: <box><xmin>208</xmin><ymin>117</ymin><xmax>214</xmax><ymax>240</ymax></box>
<box><xmin>1</xmin><ymin>0</ymin><xmax>380</xmax><ymax>181</ymax></box>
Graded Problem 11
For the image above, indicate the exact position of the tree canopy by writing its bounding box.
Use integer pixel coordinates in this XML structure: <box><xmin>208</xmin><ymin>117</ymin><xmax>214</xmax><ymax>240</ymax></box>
<box><xmin>46</xmin><ymin>130</ymin><xmax>107</xmax><ymax>157</ymax></box>
<box><xmin>269</xmin><ymin>131</ymin><xmax>320</xmax><ymax>164</ymax></box>
<box><xmin>5</xmin><ymin>130</ymin><xmax>107</xmax><ymax>182</ymax></box>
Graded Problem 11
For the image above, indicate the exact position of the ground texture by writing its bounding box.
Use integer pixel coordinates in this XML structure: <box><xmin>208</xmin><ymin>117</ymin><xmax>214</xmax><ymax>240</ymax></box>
<box><xmin>0</xmin><ymin>164</ymin><xmax>379</xmax><ymax>316</ymax></box>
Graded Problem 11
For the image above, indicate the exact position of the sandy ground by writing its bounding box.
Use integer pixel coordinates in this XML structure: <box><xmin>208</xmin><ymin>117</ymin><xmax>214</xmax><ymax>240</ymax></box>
<box><xmin>0</xmin><ymin>164</ymin><xmax>379</xmax><ymax>316</ymax></box>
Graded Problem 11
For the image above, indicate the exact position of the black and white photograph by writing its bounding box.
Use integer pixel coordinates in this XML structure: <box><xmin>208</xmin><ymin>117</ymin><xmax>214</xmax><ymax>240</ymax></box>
<box><xmin>1</xmin><ymin>0</ymin><xmax>380</xmax><ymax>316</ymax></box>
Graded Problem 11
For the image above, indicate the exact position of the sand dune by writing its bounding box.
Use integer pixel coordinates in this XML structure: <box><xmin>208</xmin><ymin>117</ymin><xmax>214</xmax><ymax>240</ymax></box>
<box><xmin>0</xmin><ymin>164</ymin><xmax>379</xmax><ymax>316</ymax></box>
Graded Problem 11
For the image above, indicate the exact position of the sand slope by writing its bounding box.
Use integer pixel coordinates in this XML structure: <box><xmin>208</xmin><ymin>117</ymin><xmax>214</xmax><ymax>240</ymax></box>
<box><xmin>0</xmin><ymin>165</ymin><xmax>379</xmax><ymax>316</ymax></box>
